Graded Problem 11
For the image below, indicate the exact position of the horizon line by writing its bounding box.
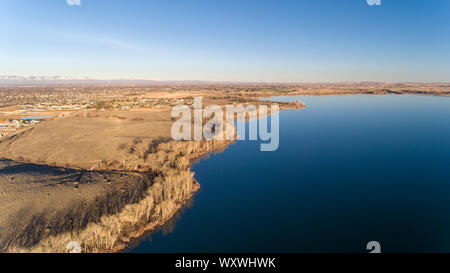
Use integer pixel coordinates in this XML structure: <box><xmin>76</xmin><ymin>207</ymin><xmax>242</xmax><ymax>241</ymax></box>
<box><xmin>1</xmin><ymin>76</ymin><xmax>449</xmax><ymax>86</ymax></box>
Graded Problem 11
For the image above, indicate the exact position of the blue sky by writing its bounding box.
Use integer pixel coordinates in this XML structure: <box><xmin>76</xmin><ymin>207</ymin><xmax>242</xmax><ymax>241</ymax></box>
<box><xmin>1</xmin><ymin>0</ymin><xmax>449</xmax><ymax>82</ymax></box>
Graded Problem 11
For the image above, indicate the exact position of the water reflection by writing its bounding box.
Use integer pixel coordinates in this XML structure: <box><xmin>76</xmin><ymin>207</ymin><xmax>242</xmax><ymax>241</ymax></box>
<box><xmin>124</xmin><ymin>195</ymin><xmax>196</xmax><ymax>252</ymax></box>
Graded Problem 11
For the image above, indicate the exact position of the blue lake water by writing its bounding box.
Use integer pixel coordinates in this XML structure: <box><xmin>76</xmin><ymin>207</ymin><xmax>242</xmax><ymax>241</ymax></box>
<box><xmin>128</xmin><ymin>95</ymin><xmax>450</xmax><ymax>253</ymax></box>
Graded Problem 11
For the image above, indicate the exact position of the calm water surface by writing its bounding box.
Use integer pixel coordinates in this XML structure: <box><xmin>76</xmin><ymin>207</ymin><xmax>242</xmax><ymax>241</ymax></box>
<box><xmin>129</xmin><ymin>95</ymin><xmax>450</xmax><ymax>253</ymax></box>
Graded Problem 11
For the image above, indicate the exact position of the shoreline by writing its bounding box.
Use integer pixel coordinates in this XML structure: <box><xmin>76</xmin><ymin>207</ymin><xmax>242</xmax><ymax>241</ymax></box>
<box><xmin>0</xmin><ymin>96</ymin><xmax>302</xmax><ymax>253</ymax></box>
<box><xmin>2</xmin><ymin>140</ymin><xmax>233</xmax><ymax>253</ymax></box>
<box><xmin>110</xmin><ymin>141</ymin><xmax>232</xmax><ymax>253</ymax></box>
<box><xmin>111</xmin><ymin>182</ymin><xmax>200</xmax><ymax>253</ymax></box>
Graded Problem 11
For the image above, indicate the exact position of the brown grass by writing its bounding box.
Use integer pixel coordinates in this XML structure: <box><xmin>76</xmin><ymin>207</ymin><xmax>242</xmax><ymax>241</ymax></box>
<box><xmin>5</xmin><ymin>139</ymin><xmax>232</xmax><ymax>253</ymax></box>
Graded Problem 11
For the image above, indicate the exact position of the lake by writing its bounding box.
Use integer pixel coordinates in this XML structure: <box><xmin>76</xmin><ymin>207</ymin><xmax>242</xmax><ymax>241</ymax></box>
<box><xmin>128</xmin><ymin>95</ymin><xmax>450</xmax><ymax>253</ymax></box>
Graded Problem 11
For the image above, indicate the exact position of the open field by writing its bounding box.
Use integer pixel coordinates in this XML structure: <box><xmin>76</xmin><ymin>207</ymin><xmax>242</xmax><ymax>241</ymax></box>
<box><xmin>0</xmin><ymin>159</ymin><xmax>148</xmax><ymax>252</ymax></box>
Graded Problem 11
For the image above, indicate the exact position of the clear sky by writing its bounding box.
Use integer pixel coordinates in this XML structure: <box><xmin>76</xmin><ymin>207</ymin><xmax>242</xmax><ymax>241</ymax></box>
<box><xmin>1</xmin><ymin>0</ymin><xmax>449</xmax><ymax>82</ymax></box>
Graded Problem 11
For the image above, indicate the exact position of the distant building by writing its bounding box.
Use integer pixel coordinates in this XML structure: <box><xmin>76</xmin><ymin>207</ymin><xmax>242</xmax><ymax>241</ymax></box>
<box><xmin>19</xmin><ymin>116</ymin><xmax>53</xmax><ymax>125</ymax></box>
<box><xmin>20</xmin><ymin>116</ymin><xmax>53</xmax><ymax>122</ymax></box>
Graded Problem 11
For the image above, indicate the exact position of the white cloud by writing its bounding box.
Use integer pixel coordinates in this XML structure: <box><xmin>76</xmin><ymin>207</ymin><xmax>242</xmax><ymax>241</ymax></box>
<box><xmin>67</xmin><ymin>0</ymin><xmax>81</xmax><ymax>6</ymax></box>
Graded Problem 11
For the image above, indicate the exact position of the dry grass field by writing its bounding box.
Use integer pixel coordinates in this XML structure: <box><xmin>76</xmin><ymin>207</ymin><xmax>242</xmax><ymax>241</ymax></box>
<box><xmin>0</xmin><ymin>109</ymin><xmax>174</xmax><ymax>169</ymax></box>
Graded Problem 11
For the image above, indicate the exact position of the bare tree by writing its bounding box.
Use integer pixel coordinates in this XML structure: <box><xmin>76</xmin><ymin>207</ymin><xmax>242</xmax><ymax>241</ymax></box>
<box><xmin>117</xmin><ymin>143</ymin><xmax>128</xmax><ymax>168</ymax></box>
<box><xmin>130</xmin><ymin>138</ymin><xmax>148</xmax><ymax>160</ymax></box>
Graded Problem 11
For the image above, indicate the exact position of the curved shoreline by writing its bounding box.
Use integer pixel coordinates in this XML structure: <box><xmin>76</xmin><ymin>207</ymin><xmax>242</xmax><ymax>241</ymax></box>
<box><xmin>1</xmin><ymin>98</ymin><xmax>303</xmax><ymax>253</ymax></box>
<box><xmin>2</xmin><ymin>140</ymin><xmax>232</xmax><ymax>253</ymax></box>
